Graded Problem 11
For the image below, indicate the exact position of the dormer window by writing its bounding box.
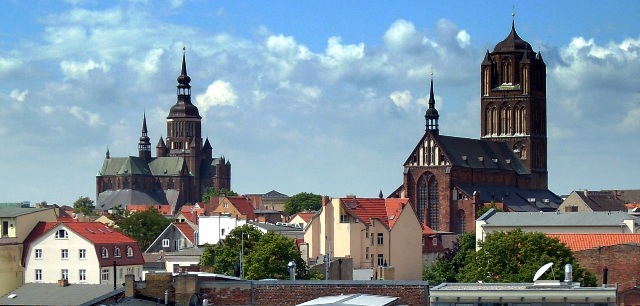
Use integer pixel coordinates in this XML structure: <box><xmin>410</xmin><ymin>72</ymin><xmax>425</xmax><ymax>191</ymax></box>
<box><xmin>127</xmin><ymin>246</ymin><xmax>134</xmax><ymax>258</ymax></box>
<box><xmin>101</xmin><ymin>247</ymin><xmax>109</xmax><ymax>258</ymax></box>
<box><xmin>55</xmin><ymin>229</ymin><xmax>68</xmax><ymax>239</ymax></box>
<box><xmin>114</xmin><ymin>247</ymin><xmax>121</xmax><ymax>258</ymax></box>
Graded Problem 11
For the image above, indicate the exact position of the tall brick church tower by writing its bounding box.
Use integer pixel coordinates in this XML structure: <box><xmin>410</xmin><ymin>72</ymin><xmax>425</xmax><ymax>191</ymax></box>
<box><xmin>480</xmin><ymin>20</ymin><xmax>548</xmax><ymax>189</ymax></box>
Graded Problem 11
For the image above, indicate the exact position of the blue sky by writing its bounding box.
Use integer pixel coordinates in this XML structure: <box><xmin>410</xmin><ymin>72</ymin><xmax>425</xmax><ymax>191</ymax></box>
<box><xmin>1</xmin><ymin>0</ymin><xmax>639</xmax><ymax>205</ymax></box>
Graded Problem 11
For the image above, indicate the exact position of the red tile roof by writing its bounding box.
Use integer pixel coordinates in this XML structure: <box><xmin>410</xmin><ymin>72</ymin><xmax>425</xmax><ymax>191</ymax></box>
<box><xmin>227</xmin><ymin>197</ymin><xmax>257</xmax><ymax>220</ymax></box>
<box><xmin>22</xmin><ymin>221</ymin><xmax>144</xmax><ymax>268</ymax></box>
<box><xmin>126</xmin><ymin>204</ymin><xmax>173</xmax><ymax>215</ymax></box>
<box><xmin>172</xmin><ymin>222</ymin><xmax>197</xmax><ymax>244</ymax></box>
<box><xmin>547</xmin><ymin>233</ymin><xmax>640</xmax><ymax>252</ymax></box>
<box><xmin>340</xmin><ymin>197</ymin><xmax>411</xmax><ymax>229</ymax></box>
<box><xmin>290</xmin><ymin>211</ymin><xmax>315</xmax><ymax>223</ymax></box>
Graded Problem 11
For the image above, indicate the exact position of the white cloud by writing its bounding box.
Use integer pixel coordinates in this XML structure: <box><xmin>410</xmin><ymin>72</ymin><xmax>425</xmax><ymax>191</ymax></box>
<box><xmin>41</xmin><ymin>105</ymin><xmax>54</xmax><ymax>114</ymax></box>
<box><xmin>456</xmin><ymin>30</ymin><xmax>471</xmax><ymax>48</ymax></box>
<box><xmin>619</xmin><ymin>107</ymin><xmax>640</xmax><ymax>130</ymax></box>
<box><xmin>195</xmin><ymin>80</ymin><xmax>239</xmax><ymax>115</ymax></box>
<box><xmin>389</xmin><ymin>90</ymin><xmax>412</xmax><ymax>110</ymax></box>
<box><xmin>60</xmin><ymin>59</ymin><xmax>109</xmax><ymax>81</ymax></box>
<box><xmin>68</xmin><ymin>106</ymin><xmax>102</xmax><ymax>126</ymax></box>
<box><xmin>0</xmin><ymin>57</ymin><xmax>22</xmax><ymax>76</ymax></box>
<box><xmin>9</xmin><ymin>89</ymin><xmax>28</xmax><ymax>102</ymax></box>
<box><xmin>322</xmin><ymin>36</ymin><xmax>365</xmax><ymax>67</ymax></box>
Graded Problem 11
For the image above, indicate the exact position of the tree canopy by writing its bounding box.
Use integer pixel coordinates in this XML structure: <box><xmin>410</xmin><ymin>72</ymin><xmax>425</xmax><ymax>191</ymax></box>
<box><xmin>202</xmin><ymin>187</ymin><xmax>239</xmax><ymax>202</ymax></box>
<box><xmin>200</xmin><ymin>224</ymin><xmax>319</xmax><ymax>280</ymax></box>
<box><xmin>284</xmin><ymin>192</ymin><xmax>322</xmax><ymax>216</ymax></box>
<box><xmin>423</xmin><ymin>232</ymin><xmax>476</xmax><ymax>283</ymax></box>
<box><xmin>72</xmin><ymin>196</ymin><xmax>95</xmax><ymax>216</ymax></box>
<box><xmin>110</xmin><ymin>207</ymin><xmax>171</xmax><ymax>251</ymax></box>
<box><xmin>424</xmin><ymin>229</ymin><xmax>597</xmax><ymax>286</ymax></box>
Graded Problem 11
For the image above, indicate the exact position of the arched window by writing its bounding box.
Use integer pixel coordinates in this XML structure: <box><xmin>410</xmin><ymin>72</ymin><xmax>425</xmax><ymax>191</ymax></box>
<box><xmin>483</xmin><ymin>67</ymin><xmax>490</xmax><ymax>95</ymax></box>
<box><xmin>456</xmin><ymin>210</ymin><xmax>466</xmax><ymax>234</ymax></box>
<box><xmin>500</xmin><ymin>103</ymin><xmax>511</xmax><ymax>135</ymax></box>
<box><xmin>428</xmin><ymin>179</ymin><xmax>439</xmax><ymax>231</ymax></box>
<box><xmin>417</xmin><ymin>176</ymin><xmax>428</xmax><ymax>224</ymax></box>
<box><xmin>127</xmin><ymin>246</ymin><xmax>134</xmax><ymax>258</ymax></box>
<box><xmin>485</xmin><ymin>103</ymin><xmax>497</xmax><ymax>136</ymax></box>
<box><xmin>101</xmin><ymin>247</ymin><xmax>109</xmax><ymax>259</ymax></box>
<box><xmin>114</xmin><ymin>247</ymin><xmax>121</xmax><ymax>258</ymax></box>
<box><xmin>513</xmin><ymin>142</ymin><xmax>526</xmax><ymax>159</ymax></box>
<box><xmin>522</xmin><ymin>66</ymin><xmax>529</xmax><ymax>94</ymax></box>
<box><xmin>502</xmin><ymin>57</ymin><xmax>512</xmax><ymax>84</ymax></box>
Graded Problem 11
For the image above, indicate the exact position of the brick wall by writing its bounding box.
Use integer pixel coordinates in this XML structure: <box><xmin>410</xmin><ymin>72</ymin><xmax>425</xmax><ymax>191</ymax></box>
<box><xmin>574</xmin><ymin>243</ymin><xmax>640</xmax><ymax>305</ymax></box>
<box><xmin>131</xmin><ymin>274</ymin><xmax>428</xmax><ymax>306</ymax></box>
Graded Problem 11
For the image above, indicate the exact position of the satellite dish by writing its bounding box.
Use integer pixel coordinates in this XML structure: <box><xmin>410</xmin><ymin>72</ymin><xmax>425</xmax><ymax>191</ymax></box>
<box><xmin>533</xmin><ymin>262</ymin><xmax>554</xmax><ymax>282</ymax></box>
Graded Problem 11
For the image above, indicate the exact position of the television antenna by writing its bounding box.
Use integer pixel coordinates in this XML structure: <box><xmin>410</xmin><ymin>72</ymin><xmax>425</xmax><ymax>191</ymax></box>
<box><xmin>533</xmin><ymin>262</ymin><xmax>554</xmax><ymax>282</ymax></box>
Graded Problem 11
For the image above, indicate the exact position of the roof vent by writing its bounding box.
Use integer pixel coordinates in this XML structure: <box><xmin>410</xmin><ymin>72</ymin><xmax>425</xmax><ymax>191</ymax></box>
<box><xmin>461</xmin><ymin>156</ymin><xmax>468</xmax><ymax>161</ymax></box>
<box><xmin>478</xmin><ymin>156</ymin><xmax>484</xmax><ymax>162</ymax></box>
<box><xmin>492</xmin><ymin>158</ymin><xmax>498</xmax><ymax>163</ymax></box>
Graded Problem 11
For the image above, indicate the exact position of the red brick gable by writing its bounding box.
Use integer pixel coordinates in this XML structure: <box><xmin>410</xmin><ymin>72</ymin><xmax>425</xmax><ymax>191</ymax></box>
<box><xmin>547</xmin><ymin>233</ymin><xmax>640</xmax><ymax>252</ymax></box>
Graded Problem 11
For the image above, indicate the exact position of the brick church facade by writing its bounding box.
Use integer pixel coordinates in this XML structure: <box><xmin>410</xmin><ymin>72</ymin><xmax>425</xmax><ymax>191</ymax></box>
<box><xmin>95</xmin><ymin>53</ymin><xmax>231</xmax><ymax>212</ymax></box>
<box><xmin>390</xmin><ymin>21</ymin><xmax>561</xmax><ymax>233</ymax></box>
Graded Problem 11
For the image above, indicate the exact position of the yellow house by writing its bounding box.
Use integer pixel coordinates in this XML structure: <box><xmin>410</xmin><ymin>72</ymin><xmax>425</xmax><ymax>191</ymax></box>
<box><xmin>304</xmin><ymin>196</ymin><xmax>422</xmax><ymax>280</ymax></box>
<box><xmin>0</xmin><ymin>207</ymin><xmax>57</xmax><ymax>296</ymax></box>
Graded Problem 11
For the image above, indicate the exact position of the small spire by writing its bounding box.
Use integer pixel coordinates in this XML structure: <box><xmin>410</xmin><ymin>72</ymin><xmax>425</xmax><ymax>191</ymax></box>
<box><xmin>106</xmin><ymin>147</ymin><xmax>110</xmax><ymax>159</ymax></box>
<box><xmin>142</xmin><ymin>112</ymin><xmax>148</xmax><ymax>133</ymax></box>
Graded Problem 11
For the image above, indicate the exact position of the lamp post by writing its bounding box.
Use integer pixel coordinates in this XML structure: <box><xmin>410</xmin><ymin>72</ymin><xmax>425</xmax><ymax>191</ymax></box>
<box><xmin>240</xmin><ymin>230</ymin><xmax>245</xmax><ymax>279</ymax></box>
<box><xmin>113</xmin><ymin>260</ymin><xmax>117</xmax><ymax>291</ymax></box>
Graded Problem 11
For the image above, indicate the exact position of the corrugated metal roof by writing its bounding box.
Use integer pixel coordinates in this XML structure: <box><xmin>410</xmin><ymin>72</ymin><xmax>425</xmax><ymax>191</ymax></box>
<box><xmin>297</xmin><ymin>294</ymin><xmax>398</xmax><ymax>306</ymax></box>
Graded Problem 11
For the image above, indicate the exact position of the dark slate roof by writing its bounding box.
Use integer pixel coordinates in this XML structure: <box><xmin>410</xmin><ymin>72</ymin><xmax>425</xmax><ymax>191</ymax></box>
<box><xmin>0</xmin><ymin>283</ymin><xmax>122</xmax><ymax>305</ymax></box>
<box><xmin>493</xmin><ymin>21</ymin><xmax>534</xmax><ymax>53</ymax></box>
<box><xmin>608</xmin><ymin>189</ymin><xmax>640</xmax><ymax>204</ymax></box>
<box><xmin>456</xmin><ymin>184</ymin><xmax>562</xmax><ymax>212</ymax></box>
<box><xmin>264</xmin><ymin>190</ymin><xmax>289</xmax><ymax>198</ymax></box>
<box><xmin>96</xmin><ymin>189</ymin><xmax>172</xmax><ymax>211</ymax></box>
<box><xmin>199</xmin><ymin>158</ymin><xmax>221</xmax><ymax>177</ymax></box>
<box><xmin>148</xmin><ymin>157</ymin><xmax>186</xmax><ymax>176</ymax></box>
<box><xmin>436</xmin><ymin>135</ymin><xmax>529</xmax><ymax>174</ymax></box>
<box><xmin>575</xmin><ymin>191</ymin><xmax>627</xmax><ymax>212</ymax></box>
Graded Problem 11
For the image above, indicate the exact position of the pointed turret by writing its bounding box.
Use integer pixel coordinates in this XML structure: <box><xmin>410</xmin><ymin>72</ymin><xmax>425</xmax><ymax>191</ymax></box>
<box><xmin>424</xmin><ymin>75</ymin><xmax>439</xmax><ymax>134</ymax></box>
<box><xmin>378</xmin><ymin>190</ymin><xmax>384</xmax><ymax>199</ymax></box>
<box><xmin>105</xmin><ymin>147</ymin><xmax>110</xmax><ymax>159</ymax></box>
<box><xmin>203</xmin><ymin>137</ymin><xmax>213</xmax><ymax>158</ymax></box>
<box><xmin>493</xmin><ymin>21</ymin><xmax>533</xmax><ymax>53</ymax></box>
<box><xmin>138</xmin><ymin>113</ymin><xmax>151</xmax><ymax>161</ymax></box>
<box><xmin>156</xmin><ymin>136</ymin><xmax>167</xmax><ymax>157</ymax></box>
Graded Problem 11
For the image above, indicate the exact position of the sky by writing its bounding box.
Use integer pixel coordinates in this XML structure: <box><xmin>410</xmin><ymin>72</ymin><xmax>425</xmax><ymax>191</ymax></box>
<box><xmin>0</xmin><ymin>0</ymin><xmax>638</xmax><ymax>206</ymax></box>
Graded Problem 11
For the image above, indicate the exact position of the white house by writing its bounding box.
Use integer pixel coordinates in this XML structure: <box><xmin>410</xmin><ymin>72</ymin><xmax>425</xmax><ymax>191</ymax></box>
<box><xmin>23</xmin><ymin>222</ymin><xmax>144</xmax><ymax>286</ymax></box>
<box><xmin>197</xmin><ymin>215</ymin><xmax>247</xmax><ymax>245</ymax></box>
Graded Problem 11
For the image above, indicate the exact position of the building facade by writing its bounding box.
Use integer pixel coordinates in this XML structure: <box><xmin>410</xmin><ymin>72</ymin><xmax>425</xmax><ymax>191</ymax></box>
<box><xmin>391</xmin><ymin>21</ymin><xmax>560</xmax><ymax>233</ymax></box>
<box><xmin>96</xmin><ymin>52</ymin><xmax>231</xmax><ymax>212</ymax></box>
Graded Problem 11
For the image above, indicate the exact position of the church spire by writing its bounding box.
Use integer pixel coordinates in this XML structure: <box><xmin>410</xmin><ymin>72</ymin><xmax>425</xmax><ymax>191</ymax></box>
<box><xmin>424</xmin><ymin>72</ymin><xmax>439</xmax><ymax>134</ymax></box>
<box><xmin>138</xmin><ymin>112</ymin><xmax>151</xmax><ymax>160</ymax></box>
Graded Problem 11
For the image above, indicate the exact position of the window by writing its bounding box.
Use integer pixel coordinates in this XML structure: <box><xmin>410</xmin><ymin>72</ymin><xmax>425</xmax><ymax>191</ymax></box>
<box><xmin>127</xmin><ymin>267</ymin><xmax>134</xmax><ymax>275</ymax></box>
<box><xmin>377</xmin><ymin>254</ymin><xmax>384</xmax><ymax>266</ymax></box>
<box><xmin>114</xmin><ymin>247</ymin><xmax>121</xmax><ymax>258</ymax></box>
<box><xmin>61</xmin><ymin>249</ymin><xmax>69</xmax><ymax>259</ymax></box>
<box><xmin>35</xmin><ymin>269</ymin><xmax>42</xmax><ymax>281</ymax></box>
<box><xmin>370</xmin><ymin>236</ymin><xmax>373</xmax><ymax>246</ymax></box>
<box><xmin>456</xmin><ymin>210</ymin><xmax>466</xmax><ymax>234</ymax></box>
<box><xmin>162</xmin><ymin>239</ymin><xmax>170</xmax><ymax>248</ymax></box>
<box><xmin>377</xmin><ymin>233</ymin><xmax>383</xmax><ymax>245</ymax></box>
<box><xmin>428</xmin><ymin>179</ymin><xmax>440</xmax><ymax>230</ymax></box>
<box><xmin>61</xmin><ymin>269</ymin><xmax>68</xmax><ymax>280</ymax></box>
<box><xmin>221</xmin><ymin>228</ymin><xmax>225</xmax><ymax>236</ymax></box>
<box><xmin>55</xmin><ymin>229</ymin><xmax>68</xmax><ymax>239</ymax></box>
<box><xmin>79</xmin><ymin>249</ymin><xmax>86</xmax><ymax>259</ymax></box>
<box><xmin>365</xmin><ymin>228</ymin><xmax>369</xmax><ymax>238</ymax></box>
<box><xmin>101</xmin><ymin>247</ymin><xmax>109</xmax><ymax>258</ymax></box>
<box><xmin>433</xmin><ymin>238</ymin><xmax>439</xmax><ymax>246</ymax></box>
<box><xmin>119</xmin><ymin>268</ymin><xmax>123</xmax><ymax>280</ymax></box>
<box><xmin>365</xmin><ymin>247</ymin><xmax>369</xmax><ymax>260</ymax></box>
<box><xmin>127</xmin><ymin>246</ymin><xmax>133</xmax><ymax>258</ymax></box>
<box><xmin>79</xmin><ymin>269</ymin><xmax>86</xmax><ymax>282</ymax></box>
<box><xmin>35</xmin><ymin>249</ymin><xmax>42</xmax><ymax>259</ymax></box>
<box><xmin>223</xmin><ymin>202</ymin><xmax>228</xmax><ymax>208</ymax></box>
<box><xmin>102</xmin><ymin>269</ymin><xmax>109</xmax><ymax>281</ymax></box>
<box><xmin>340</xmin><ymin>214</ymin><xmax>349</xmax><ymax>223</ymax></box>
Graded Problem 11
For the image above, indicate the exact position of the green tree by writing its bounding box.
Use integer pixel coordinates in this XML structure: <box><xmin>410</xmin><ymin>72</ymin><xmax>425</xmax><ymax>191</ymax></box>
<box><xmin>244</xmin><ymin>232</ymin><xmax>309</xmax><ymax>280</ymax></box>
<box><xmin>476</xmin><ymin>202</ymin><xmax>503</xmax><ymax>218</ymax></box>
<box><xmin>199</xmin><ymin>243</ymin><xmax>215</xmax><ymax>271</ymax></box>
<box><xmin>212</xmin><ymin>225</ymin><xmax>264</xmax><ymax>277</ymax></box>
<box><xmin>73</xmin><ymin>196</ymin><xmax>95</xmax><ymax>216</ymax></box>
<box><xmin>202</xmin><ymin>187</ymin><xmax>239</xmax><ymax>202</ymax></box>
<box><xmin>110</xmin><ymin>207</ymin><xmax>171</xmax><ymax>251</ymax></box>
<box><xmin>457</xmin><ymin>229</ymin><xmax>597</xmax><ymax>286</ymax></box>
<box><xmin>423</xmin><ymin>232</ymin><xmax>476</xmax><ymax>284</ymax></box>
<box><xmin>284</xmin><ymin>192</ymin><xmax>322</xmax><ymax>215</ymax></box>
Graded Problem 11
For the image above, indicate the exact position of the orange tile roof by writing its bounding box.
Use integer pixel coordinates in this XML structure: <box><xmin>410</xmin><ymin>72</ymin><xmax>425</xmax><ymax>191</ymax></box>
<box><xmin>126</xmin><ymin>204</ymin><xmax>173</xmax><ymax>215</ymax></box>
<box><xmin>547</xmin><ymin>233</ymin><xmax>640</xmax><ymax>252</ymax></box>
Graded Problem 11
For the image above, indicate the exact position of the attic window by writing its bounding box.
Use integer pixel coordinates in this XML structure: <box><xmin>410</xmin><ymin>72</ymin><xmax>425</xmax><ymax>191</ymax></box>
<box><xmin>127</xmin><ymin>246</ymin><xmax>133</xmax><ymax>258</ymax></box>
<box><xmin>114</xmin><ymin>247</ymin><xmax>121</xmax><ymax>258</ymax></box>
<box><xmin>55</xmin><ymin>229</ymin><xmax>68</xmax><ymax>239</ymax></box>
<box><xmin>101</xmin><ymin>247</ymin><xmax>109</xmax><ymax>259</ymax></box>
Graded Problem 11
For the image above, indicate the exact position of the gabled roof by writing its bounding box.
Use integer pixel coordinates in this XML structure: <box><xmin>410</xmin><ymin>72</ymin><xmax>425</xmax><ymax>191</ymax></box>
<box><xmin>264</xmin><ymin>190</ymin><xmax>288</xmax><ymax>198</ymax></box>
<box><xmin>290</xmin><ymin>211</ymin><xmax>315</xmax><ymax>223</ymax></box>
<box><xmin>226</xmin><ymin>197</ymin><xmax>257</xmax><ymax>220</ymax></box>
<box><xmin>339</xmin><ymin>197</ymin><xmax>411</xmax><ymax>229</ymax></box>
<box><xmin>99</xmin><ymin>156</ymin><xmax>153</xmax><ymax>176</ymax></box>
<box><xmin>148</xmin><ymin>156</ymin><xmax>187</xmax><ymax>176</ymax></box>
<box><xmin>403</xmin><ymin>133</ymin><xmax>528</xmax><ymax>175</ymax></box>
<box><xmin>145</xmin><ymin>222</ymin><xmax>198</xmax><ymax>252</ymax></box>
<box><xmin>571</xmin><ymin>190</ymin><xmax>627</xmax><ymax>212</ymax></box>
<box><xmin>547</xmin><ymin>233</ymin><xmax>640</xmax><ymax>252</ymax></box>
<box><xmin>23</xmin><ymin>221</ymin><xmax>144</xmax><ymax>267</ymax></box>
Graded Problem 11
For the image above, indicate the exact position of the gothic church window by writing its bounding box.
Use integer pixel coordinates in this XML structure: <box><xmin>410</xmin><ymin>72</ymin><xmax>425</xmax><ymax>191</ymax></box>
<box><xmin>456</xmin><ymin>209</ymin><xmax>466</xmax><ymax>234</ymax></box>
<box><xmin>501</xmin><ymin>57</ymin><xmax>512</xmax><ymax>84</ymax></box>
<box><xmin>417</xmin><ymin>176</ymin><xmax>428</xmax><ymax>224</ymax></box>
<box><xmin>428</xmin><ymin>179</ymin><xmax>439</xmax><ymax>230</ymax></box>
<box><xmin>500</xmin><ymin>103</ymin><xmax>511</xmax><ymax>135</ymax></box>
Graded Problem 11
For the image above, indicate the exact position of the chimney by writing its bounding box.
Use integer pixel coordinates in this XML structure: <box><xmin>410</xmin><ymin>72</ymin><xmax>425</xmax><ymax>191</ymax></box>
<box><xmin>322</xmin><ymin>196</ymin><xmax>330</xmax><ymax>207</ymax></box>
<box><xmin>564</xmin><ymin>264</ymin><xmax>573</xmax><ymax>282</ymax></box>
